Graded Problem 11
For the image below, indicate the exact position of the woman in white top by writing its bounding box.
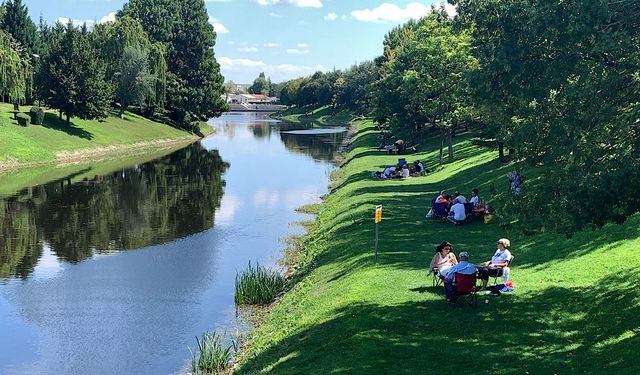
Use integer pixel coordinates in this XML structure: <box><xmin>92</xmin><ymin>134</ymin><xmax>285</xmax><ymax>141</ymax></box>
<box><xmin>429</xmin><ymin>242</ymin><xmax>458</xmax><ymax>278</ymax></box>
<box><xmin>470</xmin><ymin>188</ymin><xmax>480</xmax><ymax>206</ymax></box>
<box><xmin>478</xmin><ymin>238</ymin><xmax>512</xmax><ymax>287</ymax></box>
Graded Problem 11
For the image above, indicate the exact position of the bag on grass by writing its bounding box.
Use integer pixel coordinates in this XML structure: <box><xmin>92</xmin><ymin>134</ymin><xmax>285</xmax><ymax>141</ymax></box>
<box><xmin>484</xmin><ymin>214</ymin><xmax>493</xmax><ymax>224</ymax></box>
<box><xmin>426</xmin><ymin>208</ymin><xmax>434</xmax><ymax>219</ymax></box>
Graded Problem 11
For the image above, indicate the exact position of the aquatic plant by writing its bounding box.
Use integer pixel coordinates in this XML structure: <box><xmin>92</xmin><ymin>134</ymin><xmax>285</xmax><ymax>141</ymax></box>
<box><xmin>190</xmin><ymin>331</ymin><xmax>234</xmax><ymax>375</ymax></box>
<box><xmin>235</xmin><ymin>262</ymin><xmax>285</xmax><ymax>305</ymax></box>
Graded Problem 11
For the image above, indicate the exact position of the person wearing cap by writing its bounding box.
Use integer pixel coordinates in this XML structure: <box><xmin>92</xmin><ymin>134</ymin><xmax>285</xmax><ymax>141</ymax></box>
<box><xmin>443</xmin><ymin>251</ymin><xmax>477</xmax><ymax>302</ymax></box>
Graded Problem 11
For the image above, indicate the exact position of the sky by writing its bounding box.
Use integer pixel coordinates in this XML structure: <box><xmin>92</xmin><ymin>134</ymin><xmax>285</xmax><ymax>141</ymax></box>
<box><xmin>22</xmin><ymin>0</ymin><xmax>454</xmax><ymax>84</ymax></box>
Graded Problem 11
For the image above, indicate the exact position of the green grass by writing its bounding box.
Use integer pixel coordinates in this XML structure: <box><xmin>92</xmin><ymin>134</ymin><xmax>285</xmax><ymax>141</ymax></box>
<box><xmin>274</xmin><ymin>106</ymin><xmax>355</xmax><ymax>126</ymax></box>
<box><xmin>0</xmin><ymin>103</ymin><xmax>210</xmax><ymax>167</ymax></box>
<box><xmin>235</xmin><ymin>120</ymin><xmax>640</xmax><ymax>374</ymax></box>
<box><xmin>235</xmin><ymin>262</ymin><xmax>286</xmax><ymax>305</ymax></box>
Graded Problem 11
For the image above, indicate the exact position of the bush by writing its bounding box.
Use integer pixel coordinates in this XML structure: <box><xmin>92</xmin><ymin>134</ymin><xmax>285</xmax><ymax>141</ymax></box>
<box><xmin>16</xmin><ymin>113</ymin><xmax>30</xmax><ymax>127</ymax></box>
<box><xmin>235</xmin><ymin>262</ymin><xmax>285</xmax><ymax>305</ymax></box>
<box><xmin>29</xmin><ymin>107</ymin><xmax>45</xmax><ymax>125</ymax></box>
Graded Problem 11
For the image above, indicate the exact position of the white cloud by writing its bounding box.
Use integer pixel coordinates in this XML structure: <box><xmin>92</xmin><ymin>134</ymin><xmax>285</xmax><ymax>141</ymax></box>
<box><xmin>218</xmin><ymin>56</ymin><xmax>327</xmax><ymax>82</ymax></box>
<box><xmin>263</xmin><ymin>42</ymin><xmax>280</xmax><ymax>47</ymax></box>
<box><xmin>297</xmin><ymin>43</ymin><xmax>310</xmax><ymax>48</ymax></box>
<box><xmin>238</xmin><ymin>46</ymin><xmax>259</xmax><ymax>52</ymax></box>
<box><xmin>286</xmin><ymin>48</ymin><xmax>309</xmax><ymax>55</ymax></box>
<box><xmin>257</xmin><ymin>0</ymin><xmax>323</xmax><ymax>8</ymax></box>
<box><xmin>351</xmin><ymin>2</ymin><xmax>456</xmax><ymax>23</ymax></box>
<box><xmin>268</xmin><ymin>12</ymin><xmax>283</xmax><ymax>18</ymax></box>
<box><xmin>56</xmin><ymin>11</ymin><xmax>116</xmax><ymax>28</ymax></box>
<box><xmin>215</xmin><ymin>194</ymin><xmax>243</xmax><ymax>226</ymax></box>
<box><xmin>324</xmin><ymin>12</ymin><xmax>337</xmax><ymax>21</ymax></box>
<box><xmin>208</xmin><ymin>17</ymin><xmax>230</xmax><ymax>34</ymax></box>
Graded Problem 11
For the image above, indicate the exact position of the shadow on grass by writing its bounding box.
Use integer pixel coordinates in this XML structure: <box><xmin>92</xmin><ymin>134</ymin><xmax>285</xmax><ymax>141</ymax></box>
<box><xmin>238</xmin><ymin>270</ymin><xmax>640</xmax><ymax>375</ymax></box>
<box><xmin>40</xmin><ymin>112</ymin><xmax>94</xmax><ymax>140</ymax></box>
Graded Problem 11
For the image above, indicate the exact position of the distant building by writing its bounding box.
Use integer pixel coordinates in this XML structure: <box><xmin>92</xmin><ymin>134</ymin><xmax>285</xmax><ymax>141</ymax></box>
<box><xmin>225</xmin><ymin>94</ymin><xmax>278</xmax><ymax>105</ymax></box>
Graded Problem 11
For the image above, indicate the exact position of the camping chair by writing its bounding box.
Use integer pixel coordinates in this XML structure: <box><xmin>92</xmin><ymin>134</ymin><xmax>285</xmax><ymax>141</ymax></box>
<box><xmin>432</xmin><ymin>202</ymin><xmax>448</xmax><ymax>219</ymax></box>
<box><xmin>453</xmin><ymin>272</ymin><xmax>478</xmax><ymax>307</ymax></box>
<box><xmin>432</xmin><ymin>267</ymin><xmax>443</xmax><ymax>287</ymax></box>
<box><xmin>489</xmin><ymin>256</ymin><xmax>514</xmax><ymax>286</ymax></box>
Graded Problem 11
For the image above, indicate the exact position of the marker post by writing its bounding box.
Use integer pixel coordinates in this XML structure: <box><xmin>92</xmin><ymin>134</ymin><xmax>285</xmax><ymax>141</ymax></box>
<box><xmin>374</xmin><ymin>205</ymin><xmax>383</xmax><ymax>261</ymax></box>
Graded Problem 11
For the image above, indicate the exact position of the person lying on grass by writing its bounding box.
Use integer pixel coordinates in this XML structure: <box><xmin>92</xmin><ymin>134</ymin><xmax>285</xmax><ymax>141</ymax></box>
<box><xmin>443</xmin><ymin>251</ymin><xmax>477</xmax><ymax>302</ymax></box>
<box><xmin>447</xmin><ymin>200</ymin><xmax>466</xmax><ymax>225</ymax></box>
<box><xmin>477</xmin><ymin>238</ymin><xmax>512</xmax><ymax>288</ymax></box>
<box><xmin>429</xmin><ymin>242</ymin><xmax>458</xmax><ymax>278</ymax></box>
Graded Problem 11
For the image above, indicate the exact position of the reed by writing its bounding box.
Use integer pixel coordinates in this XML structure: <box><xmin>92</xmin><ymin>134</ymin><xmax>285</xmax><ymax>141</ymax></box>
<box><xmin>235</xmin><ymin>262</ymin><xmax>285</xmax><ymax>305</ymax></box>
<box><xmin>190</xmin><ymin>331</ymin><xmax>234</xmax><ymax>375</ymax></box>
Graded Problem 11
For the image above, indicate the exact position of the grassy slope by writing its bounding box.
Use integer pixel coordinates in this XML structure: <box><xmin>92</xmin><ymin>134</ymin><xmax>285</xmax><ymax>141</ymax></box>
<box><xmin>275</xmin><ymin>106</ymin><xmax>355</xmax><ymax>126</ymax></box>
<box><xmin>236</xmin><ymin>120</ymin><xmax>640</xmax><ymax>374</ymax></box>
<box><xmin>0</xmin><ymin>103</ymin><xmax>210</xmax><ymax>165</ymax></box>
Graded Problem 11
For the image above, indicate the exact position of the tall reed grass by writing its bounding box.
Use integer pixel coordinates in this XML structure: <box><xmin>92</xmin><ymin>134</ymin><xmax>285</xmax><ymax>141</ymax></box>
<box><xmin>190</xmin><ymin>331</ymin><xmax>234</xmax><ymax>375</ymax></box>
<box><xmin>235</xmin><ymin>262</ymin><xmax>285</xmax><ymax>305</ymax></box>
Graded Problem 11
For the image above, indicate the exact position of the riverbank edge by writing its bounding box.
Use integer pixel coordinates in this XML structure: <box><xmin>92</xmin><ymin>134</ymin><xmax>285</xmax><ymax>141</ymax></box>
<box><xmin>0</xmin><ymin>122</ymin><xmax>213</xmax><ymax>172</ymax></box>
<box><xmin>270</xmin><ymin>106</ymin><xmax>356</xmax><ymax>126</ymax></box>
<box><xmin>231</xmin><ymin>119</ymin><xmax>360</xmax><ymax>370</ymax></box>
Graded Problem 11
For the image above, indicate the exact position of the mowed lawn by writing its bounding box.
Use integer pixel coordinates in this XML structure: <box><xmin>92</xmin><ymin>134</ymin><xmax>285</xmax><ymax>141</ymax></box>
<box><xmin>236</xmin><ymin>120</ymin><xmax>640</xmax><ymax>374</ymax></box>
<box><xmin>0</xmin><ymin>103</ymin><xmax>202</xmax><ymax>165</ymax></box>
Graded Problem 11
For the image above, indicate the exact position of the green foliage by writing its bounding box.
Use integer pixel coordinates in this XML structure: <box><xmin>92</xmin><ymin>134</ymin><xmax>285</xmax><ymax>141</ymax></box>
<box><xmin>0</xmin><ymin>0</ymin><xmax>37</xmax><ymax>55</ymax></box>
<box><xmin>0</xmin><ymin>30</ymin><xmax>31</xmax><ymax>103</ymax></box>
<box><xmin>190</xmin><ymin>332</ymin><xmax>234</xmax><ymax>375</ymax></box>
<box><xmin>235</xmin><ymin>262</ymin><xmax>286</xmax><ymax>305</ymax></box>
<box><xmin>28</xmin><ymin>106</ymin><xmax>43</xmax><ymax>124</ymax></box>
<box><xmin>36</xmin><ymin>22</ymin><xmax>110</xmax><ymax>125</ymax></box>
<box><xmin>116</xmin><ymin>46</ymin><xmax>154</xmax><ymax>116</ymax></box>
<box><xmin>249</xmin><ymin>72</ymin><xmax>270</xmax><ymax>95</ymax></box>
<box><xmin>15</xmin><ymin>112</ymin><xmax>29</xmax><ymax>126</ymax></box>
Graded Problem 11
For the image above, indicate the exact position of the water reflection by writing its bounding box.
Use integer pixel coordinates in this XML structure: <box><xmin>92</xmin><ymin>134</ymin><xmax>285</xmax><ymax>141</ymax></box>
<box><xmin>0</xmin><ymin>144</ymin><xmax>228</xmax><ymax>279</ymax></box>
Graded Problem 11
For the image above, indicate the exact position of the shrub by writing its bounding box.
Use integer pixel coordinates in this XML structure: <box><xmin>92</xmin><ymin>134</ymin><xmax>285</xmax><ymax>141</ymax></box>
<box><xmin>16</xmin><ymin>113</ymin><xmax>30</xmax><ymax>127</ymax></box>
<box><xmin>29</xmin><ymin>107</ymin><xmax>45</xmax><ymax>125</ymax></box>
<box><xmin>235</xmin><ymin>262</ymin><xmax>286</xmax><ymax>305</ymax></box>
<box><xmin>190</xmin><ymin>331</ymin><xmax>235</xmax><ymax>375</ymax></box>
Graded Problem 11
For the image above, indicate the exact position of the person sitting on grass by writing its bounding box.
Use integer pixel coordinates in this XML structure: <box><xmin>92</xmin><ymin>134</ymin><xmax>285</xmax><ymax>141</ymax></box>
<box><xmin>435</xmin><ymin>190</ymin><xmax>449</xmax><ymax>204</ymax></box>
<box><xmin>443</xmin><ymin>251</ymin><xmax>477</xmax><ymax>302</ymax></box>
<box><xmin>383</xmin><ymin>166</ymin><xmax>396</xmax><ymax>179</ymax></box>
<box><xmin>429</xmin><ymin>242</ymin><xmax>458</xmax><ymax>279</ymax></box>
<box><xmin>477</xmin><ymin>238</ymin><xmax>512</xmax><ymax>288</ymax></box>
<box><xmin>453</xmin><ymin>191</ymin><xmax>467</xmax><ymax>204</ymax></box>
<box><xmin>470</xmin><ymin>188</ymin><xmax>480</xmax><ymax>206</ymax></box>
<box><xmin>447</xmin><ymin>200</ymin><xmax>466</xmax><ymax>225</ymax></box>
<box><xmin>400</xmin><ymin>165</ymin><xmax>410</xmax><ymax>179</ymax></box>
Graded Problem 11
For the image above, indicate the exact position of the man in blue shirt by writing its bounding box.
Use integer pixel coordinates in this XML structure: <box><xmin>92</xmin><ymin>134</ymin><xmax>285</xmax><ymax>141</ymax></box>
<box><xmin>443</xmin><ymin>251</ymin><xmax>477</xmax><ymax>302</ymax></box>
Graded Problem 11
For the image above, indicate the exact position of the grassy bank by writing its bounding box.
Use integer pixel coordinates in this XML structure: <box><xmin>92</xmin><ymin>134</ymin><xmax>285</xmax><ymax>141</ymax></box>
<box><xmin>236</xmin><ymin>119</ymin><xmax>640</xmax><ymax>374</ymax></box>
<box><xmin>0</xmin><ymin>103</ymin><xmax>212</xmax><ymax>169</ymax></box>
<box><xmin>273</xmin><ymin>106</ymin><xmax>355</xmax><ymax>126</ymax></box>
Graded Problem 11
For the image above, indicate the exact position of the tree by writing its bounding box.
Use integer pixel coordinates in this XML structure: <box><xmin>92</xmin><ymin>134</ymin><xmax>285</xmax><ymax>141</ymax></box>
<box><xmin>116</xmin><ymin>46</ymin><xmax>153</xmax><ymax>117</ymax></box>
<box><xmin>0</xmin><ymin>30</ymin><xmax>31</xmax><ymax>104</ymax></box>
<box><xmin>120</xmin><ymin>0</ymin><xmax>228</xmax><ymax>124</ymax></box>
<box><xmin>37</xmin><ymin>22</ymin><xmax>110</xmax><ymax>125</ymax></box>
<box><xmin>0</xmin><ymin>0</ymin><xmax>37</xmax><ymax>55</ymax></box>
<box><xmin>249</xmin><ymin>72</ymin><xmax>270</xmax><ymax>95</ymax></box>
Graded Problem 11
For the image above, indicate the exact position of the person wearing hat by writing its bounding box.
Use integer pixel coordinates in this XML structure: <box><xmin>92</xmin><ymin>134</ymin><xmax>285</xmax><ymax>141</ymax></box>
<box><xmin>443</xmin><ymin>251</ymin><xmax>477</xmax><ymax>302</ymax></box>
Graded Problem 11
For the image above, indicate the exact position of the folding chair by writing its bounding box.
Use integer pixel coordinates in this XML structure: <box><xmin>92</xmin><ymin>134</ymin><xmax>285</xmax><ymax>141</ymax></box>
<box><xmin>432</xmin><ymin>267</ymin><xmax>443</xmax><ymax>287</ymax></box>
<box><xmin>432</xmin><ymin>202</ymin><xmax>448</xmax><ymax>219</ymax></box>
<box><xmin>489</xmin><ymin>256</ymin><xmax>514</xmax><ymax>286</ymax></box>
<box><xmin>453</xmin><ymin>272</ymin><xmax>478</xmax><ymax>307</ymax></box>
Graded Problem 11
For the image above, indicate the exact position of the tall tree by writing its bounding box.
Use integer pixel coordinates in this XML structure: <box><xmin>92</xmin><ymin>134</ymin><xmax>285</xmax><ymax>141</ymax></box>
<box><xmin>116</xmin><ymin>46</ymin><xmax>154</xmax><ymax>117</ymax></box>
<box><xmin>0</xmin><ymin>30</ymin><xmax>31</xmax><ymax>104</ymax></box>
<box><xmin>249</xmin><ymin>72</ymin><xmax>270</xmax><ymax>95</ymax></box>
<box><xmin>0</xmin><ymin>0</ymin><xmax>37</xmax><ymax>55</ymax></box>
<box><xmin>37</xmin><ymin>22</ymin><xmax>110</xmax><ymax>125</ymax></box>
<box><xmin>120</xmin><ymin>0</ymin><xmax>227</xmax><ymax>124</ymax></box>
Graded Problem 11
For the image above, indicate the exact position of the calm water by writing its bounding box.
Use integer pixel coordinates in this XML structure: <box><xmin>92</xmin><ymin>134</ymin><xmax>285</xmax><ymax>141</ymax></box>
<box><xmin>0</xmin><ymin>113</ymin><xmax>346</xmax><ymax>375</ymax></box>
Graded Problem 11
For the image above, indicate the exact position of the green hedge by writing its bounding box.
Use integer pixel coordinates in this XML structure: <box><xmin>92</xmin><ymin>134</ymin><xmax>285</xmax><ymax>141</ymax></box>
<box><xmin>16</xmin><ymin>113</ymin><xmax>30</xmax><ymax>127</ymax></box>
<box><xmin>29</xmin><ymin>107</ymin><xmax>45</xmax><ymax>125</ymax></box>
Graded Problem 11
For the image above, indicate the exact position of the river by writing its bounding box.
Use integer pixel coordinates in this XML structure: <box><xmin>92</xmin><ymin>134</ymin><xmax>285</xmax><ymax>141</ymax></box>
<box><xmin>0</xmin><ymin>113</ymin><xmax>346</xmax><ymax>375</ymax></box>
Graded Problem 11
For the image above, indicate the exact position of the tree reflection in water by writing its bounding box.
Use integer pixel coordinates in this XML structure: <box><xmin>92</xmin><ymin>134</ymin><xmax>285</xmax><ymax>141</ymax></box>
<box><xmin>0</xmin><ymin>144</ymin><xmax>228</xmax><ymax>279</ymax></box>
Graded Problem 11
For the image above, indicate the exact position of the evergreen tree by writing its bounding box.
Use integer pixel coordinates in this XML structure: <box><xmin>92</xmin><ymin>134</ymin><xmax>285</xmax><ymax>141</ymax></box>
<box><xmin>0</xmin><ymin>0</ymin><xmax>37</xmax><ymax>55</ymax></box>
<box><xmin>249</xmin><ymin>72</ymin><xmax>270</xmax><ymax>95</ymax></box>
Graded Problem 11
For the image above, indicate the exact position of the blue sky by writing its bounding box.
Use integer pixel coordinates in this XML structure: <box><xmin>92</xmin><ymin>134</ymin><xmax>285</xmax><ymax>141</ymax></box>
<box><xmin>23</xmin><ymin>0</ymin><xmax>454</xmax><ymax>84</ymax></box>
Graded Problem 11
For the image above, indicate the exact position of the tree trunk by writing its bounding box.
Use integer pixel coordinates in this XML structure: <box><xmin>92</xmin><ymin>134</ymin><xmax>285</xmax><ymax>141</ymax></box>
<box><xmin>447</xmin><ymin>127</ymin><xmax>454</xmax><ymax>161</ymax></box>
<box><xmin>120</xmin><ymin>102</ymin><xmax>126</xmax><ymax>119</ymax></box>
<box><xmin>439</xmin><ymin>128</ymin><xmax>445</xmax><ymax>165</ymax></box>
<box><xmin>508</xmin><ymin>148</ymin><xmax>516</xmax><ymax>160</ymax></box>
<box><xmin>498</xmin><ymin>142</ymin><xmax>506</xmax><ymax>163</ymax></box>
<box><xmin>66</xmin><ymin>113</ymin><xmax>70</xmax><ymax>126</ymax></box>
<box><xmin>59</xmin><ymin>110</ymin><xmax>63</xmax><ymax>120</ymax></box>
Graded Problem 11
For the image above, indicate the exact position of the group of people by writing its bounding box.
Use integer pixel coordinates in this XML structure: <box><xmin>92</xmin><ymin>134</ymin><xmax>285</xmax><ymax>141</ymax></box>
<box><xmin>374</xmin><ymin>159</ymin><xmax>428</xmax><ymax>179</ymax></box>
<box><xmin>430</xmin><ymin>189</ymin><xmax>485</xmax><ymax>224</ymax></box>
<box><xmin>429</xmin><ymin>239</ymin><xmax>513</xmax><ymax>302</ymax></box>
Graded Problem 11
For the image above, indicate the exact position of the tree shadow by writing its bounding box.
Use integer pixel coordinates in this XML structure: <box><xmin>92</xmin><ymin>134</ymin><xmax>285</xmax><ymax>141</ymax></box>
<box><xmin>40</xmin><ymin>113</ymin><xmax>94</xmax><ymax>140</ymax></box>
